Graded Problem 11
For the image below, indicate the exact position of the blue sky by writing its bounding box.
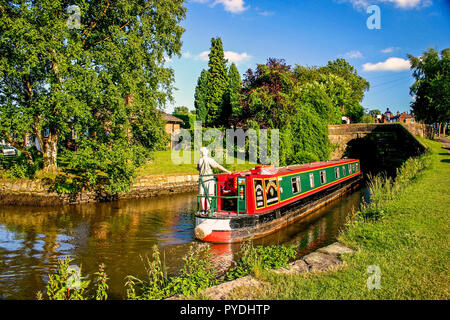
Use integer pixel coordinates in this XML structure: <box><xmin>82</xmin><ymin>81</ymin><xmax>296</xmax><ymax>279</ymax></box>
<box><xmin>165</xmin><ymin>0</ymin><xmax>450</xmax><ymax>115</ymax></box>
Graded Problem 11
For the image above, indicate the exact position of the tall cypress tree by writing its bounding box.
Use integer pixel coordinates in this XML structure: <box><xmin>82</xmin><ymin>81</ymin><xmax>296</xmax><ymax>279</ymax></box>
<box><xmin>205</xmin><ymin>37</ymin><xmax>228</xmax><ymax>127</ymax></box>
<box><xmin>223</xmin><ymin>62</ymin><xmax>243</xmax><ymax>125</ymax></box>
<box><xmin>194</xmin><ymin>69</ymin><xmax>209</xmax><ymax>123</ymax></box>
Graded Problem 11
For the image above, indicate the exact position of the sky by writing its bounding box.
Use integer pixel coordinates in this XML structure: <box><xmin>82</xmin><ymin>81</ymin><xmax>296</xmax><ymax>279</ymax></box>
<box><xmin>164</xmin><ymin>0</ymin><xmax>450</xmax><ymax>115</ymax></box>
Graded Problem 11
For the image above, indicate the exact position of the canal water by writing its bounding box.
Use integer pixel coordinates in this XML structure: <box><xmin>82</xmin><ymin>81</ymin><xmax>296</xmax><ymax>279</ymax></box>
<box><xmin>0</xmin><ymin>188</ymin><xmax>366</xmax><ymax>299</ymax></box>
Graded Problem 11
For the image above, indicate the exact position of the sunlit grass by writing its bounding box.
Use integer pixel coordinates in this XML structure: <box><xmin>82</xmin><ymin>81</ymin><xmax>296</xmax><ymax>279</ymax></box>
<box><xmin>137</xmin><ymin>150</ymin><xmax>257</xmax><ymax>176</ymax></box>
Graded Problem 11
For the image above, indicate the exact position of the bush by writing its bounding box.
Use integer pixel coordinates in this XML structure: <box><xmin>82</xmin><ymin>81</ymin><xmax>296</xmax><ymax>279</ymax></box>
<box><xmin>0</xmin><ymin>149</ymin><xmax>42</xmax><ymax>179</ymax></box>
<box><xmin>49</xmin><ymin>140</ymin><xmax>149</xmax><ymax>198</ymax></box>
<box><xmin>125</xmin><ymin>245</ymin><xmax>218</xmax><ymax>300</ymax></box>
<box><xmin>37</xmin><ymin>258</ymin><xmax>110</xmax><ymax>300</ymax></box>
<box><xmin>226</xmin><ymin>242</ymin><xmax>297</xmax><ymax>280</ymax></box>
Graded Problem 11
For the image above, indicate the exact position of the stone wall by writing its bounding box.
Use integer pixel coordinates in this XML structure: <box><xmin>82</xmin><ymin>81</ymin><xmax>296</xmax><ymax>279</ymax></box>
<box><xmin>328</xmin><ymin>122</ymin><xmax>432</xmax><ymax>160</ymax></box>
<box><xmin>0</xmin><ymin>173</ymin><xmax>199</xmax><ymax>206</ymax></box>
<box><xmin>328</xmin><ymin>122</ymin><xmax>431</xmax><ymax>176</ymax></box>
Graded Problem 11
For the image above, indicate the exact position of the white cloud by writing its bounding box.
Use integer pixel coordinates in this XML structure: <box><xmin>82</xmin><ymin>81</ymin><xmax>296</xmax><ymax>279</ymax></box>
<box><xmin>363</xmin><ymin>57</ymin><xmax>411</xmax><ymax>71</ymax></box>
<box><xmin>340</xmin><ymin>0</ymin><xmax>432</xmax><ymax>9</ymax></box>
<box><xmin>182</xmin><ymin>51</ymin><xmax>192</xmax><ymax>58</ymax></box>
<box><xmin>380</xmin><ymin>47</ymin><xmax>399</xmax><ymax>53</ymax></box>
<box><xmin>255</xmin><ymin>7</ymin><xmax>275</xmax><ymax>16</ymax></box>
<box><xmin>224</xmin><ymin>51</ymin><xmax>252</xmax><ymax>64</ymax></box>
<box><xmin>344</xmin><ymin>50</ymin><xmax>364</xmax><ymax>59</ymax></box>
<box><xmin>192</xmin><ymin>0</ymin><xmax>249</xmax><ymax>13</ymax></box>
<box><xmin>215</xmin><ymin>0</ymin><xmax>248</xmax><ymax>13</ymax></box>
<box><xmin>195</xmin><ymin>51</ymin><xmax>210</xmax><ymax>61</ymax></box>
<box><xmin>194</xmin><ymin>50</ymin><xmax>252</xmax><ymax>65</ymax></box>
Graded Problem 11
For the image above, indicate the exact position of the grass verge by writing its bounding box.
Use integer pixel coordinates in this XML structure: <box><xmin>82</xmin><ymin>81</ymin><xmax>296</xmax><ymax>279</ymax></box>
<box><xmin>137</xmin><ymin>150</ymin><xmax>256</xmax><ymax>175</ymax></box>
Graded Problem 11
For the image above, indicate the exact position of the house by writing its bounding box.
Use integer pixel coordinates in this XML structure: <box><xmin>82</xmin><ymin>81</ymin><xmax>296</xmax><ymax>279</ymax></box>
<box><xmin>161</xmin><ymin>112</ymin><xmax>184</xmax><ymax>149</ymax></box>
<box><xmin>398</xmin><ymin>112</ymin><xmax>415</xmax><ymax>123</ymax></box>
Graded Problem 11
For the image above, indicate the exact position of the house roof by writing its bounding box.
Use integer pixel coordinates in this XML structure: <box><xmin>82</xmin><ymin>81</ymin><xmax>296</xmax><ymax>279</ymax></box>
<box><xmin>161</xmin><ymin>112</ymin><xmax>184</xmax><ymax>124</ymax></box>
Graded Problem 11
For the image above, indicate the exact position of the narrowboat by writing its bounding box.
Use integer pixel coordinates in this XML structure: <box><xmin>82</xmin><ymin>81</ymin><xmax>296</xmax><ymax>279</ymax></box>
<box><xmin>194</xmin><ymin>159</ymin><xmax>362</xmax><ymax>243</ymax></box>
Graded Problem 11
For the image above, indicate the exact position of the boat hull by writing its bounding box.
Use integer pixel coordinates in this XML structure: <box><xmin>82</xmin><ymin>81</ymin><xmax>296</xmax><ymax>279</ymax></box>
<box><xmin>195</xmin><ymin>175</ymin><xmax>362</xmax><ymax>243</ymax></box>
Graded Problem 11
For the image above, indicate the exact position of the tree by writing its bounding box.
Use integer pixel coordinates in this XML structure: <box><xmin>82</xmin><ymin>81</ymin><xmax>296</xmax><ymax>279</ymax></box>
<box><xmin>241</xmin><ymin>59</ymin><xmax>331</xmax><ymax>165</ymax></box>
<box><xmin>369</xmin><ymin>109</ymin><xmax>382</xmax><ymax>117</ymax></box>
<box><xmin>0</xmin><ymin>0</ymin><xmax>186</xmax><ymax>176</ymax></box>
<box><xmin>174</xmin><ymin>106</ymin><xmax>190</xmax><ymax>114</ymax></box>
<box><xmin>319</xmin><ymin>58</ymin><xmax>369</xmax><ymax>122</ymax></box>
<box><xmin>194</xmin><ymin>69</ymin><xmax>209</xmax><ymax>123</ymax></box>
<box><xmin>408</xmin><ymin>48</ymin><xmax>450</xmax><ymax>136</ymax></box>
<box><xmin>223</xmin><ymin>62</ymin><xmax>242</xmax><ymax>126</ymax></box>
<box><xmin>204</xmin><ymin>37</ymin><xmax>228</xmax><ymax>127</ymax></box>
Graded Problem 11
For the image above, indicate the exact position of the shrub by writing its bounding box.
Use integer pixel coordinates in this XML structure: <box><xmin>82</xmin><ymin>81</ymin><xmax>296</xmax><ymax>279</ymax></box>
<box><xmin>125</xmin><ymin>245</ymin><xmax>218</xmax><ymax>300</ymax></box>
<box><xmin>226</xmin><ymin>242</ymin><xmax>297</xmax><ymax>280</ymax></box>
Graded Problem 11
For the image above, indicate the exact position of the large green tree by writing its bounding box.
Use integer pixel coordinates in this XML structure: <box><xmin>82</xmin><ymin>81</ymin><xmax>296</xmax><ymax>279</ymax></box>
<box><xmin>204</xmin><ymin>37</ymin><xmax>228</xmax><ymax>127</ymax></box>
<box><xmin>408</xmin><ymin>48</ymin><xmax>450</xmax><ymax>135</ymax></box>
<box><xmin>0</xmin><ymin>0</ymin><xmax>186</xmax><ymax>177</ymax></box>
<box><xmin>241</xmin><ymin>59</ymin><xmax>332</xmax><ymax>165</ymax></box>
<box><xmin>223</xmin><ymin>62</ymin><xmax>242</xmax><ymax>126</ymax></box>
<box><xmin>194</xmin><ymin>69</ymin><xmax>209</xmax><ymax>123</ymax></box>
<box><xmin>319</xmin><ymin>58</ymin><xmax>369</xmax><ymax>123</ymax></box>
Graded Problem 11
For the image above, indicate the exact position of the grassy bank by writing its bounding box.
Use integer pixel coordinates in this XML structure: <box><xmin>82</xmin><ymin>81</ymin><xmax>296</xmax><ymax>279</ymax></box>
<box><xmin>137</xmin><ymin>150</ymin><xmax>256</xmax><ymax>175</ymax></box>
<box><xmin>226</xmin><ymin>138</ymin><xmax>449</xmax><ymax>300</ymax></box>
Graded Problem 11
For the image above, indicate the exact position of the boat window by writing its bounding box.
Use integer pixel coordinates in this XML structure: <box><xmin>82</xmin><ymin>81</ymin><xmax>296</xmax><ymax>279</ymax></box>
<box><xmin>320</xmin><ymin>170</ymin><xmax>327</xmax><ymax>184</ymax></box>
<box><xmin>309</xmin><ymin>173</ymin><xmax>315</xmax><ymax>188</ymax></box>
<box><xmin>348</xmin><ymin>164</ymin><xmax>352</xmax><ymax>174</ymax></box>
<box><xmin>334</xmin><ymin>167</ymin><xmax>340</xmax><ymax>179</ymax></box>
<box><xmin>342</xmin><ymin>166</ymin><xmax>346</xmax><ymax>175</ymax></box>
<box><xmin>356</xmin><ymin>162</ymin><xmax>359</xmax><ymax>171</ymax></box>
<box><xmin>291</xmin><ymin>177</ymin><xmax>301</xmax><ymax>194</ymax></box>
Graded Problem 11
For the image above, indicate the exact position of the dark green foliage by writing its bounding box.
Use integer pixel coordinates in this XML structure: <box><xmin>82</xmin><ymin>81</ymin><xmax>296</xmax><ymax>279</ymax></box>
<box><xmin>408</xmin><ymin>48</ymin><xmax>449</xmax><ymax>130</ymax></box>
<box><xmin>226</xmin><ymin>242</ymin><xmax>297</xmax><ymax>280</ymax></box>
<box><xmin>37</xmin><ymin>257</ymin><xmax>90</xmax><ymax>300</ymax></box>
<box><xmin>194</xmin><ymin>69</ymin><xmax>209</xmax><ymax>123</ymax></box>
<box><xmin>125</xmin><ymin>245</ymin><xmax>218</xmax><ymax>300</ymax></box>
<box><xmin>223</xmin><ymin>62</ymin><xmax>243</xmax><ymax>125</ymax></box>
<box><xmin>174</xmin><ymin>106</ymin><xmax>190</xmax><ymax>114</ymax></box>
<box><xmin>173</xmin><ymin>112</ymin><xmax>196</xmax><ymax>129</ymax></box>
<box><xmin>319</xmin><ymin>58</ymin><xmax>369</xmax><ymax>122</ymax></box>
<box><xmin>37</xmin><ymin>257</ymin><xmax>110</xmax><ymax>300</ymax></box>
<box><xmin>130</xmin><ymin>111</ymin><xmax>170</xmax><ymax>151</ymax></box>
<box><xmin>51</xmin><ymin>139</ymin><xmax>149</xmax><ymax>198</ymax></box>
<box><xmin>204</xmin><ymin>38</ymin><xmax>229</xmax><ymax>126</ymax></box>
<box><xmin>93</xmin><ymin>263</ymin><xmax>109</xmax><ymax>300</ymax></box>
<box><xmin>242</xmin><ymin>59</ymin><xmax>333</xmax><ymax>165</ymax></box>
<box><xmin>0</xmin><ymin>0</ymin><xmax>186</xmax><ymax>187</ymax></box>
<box><xmin>0</xmin><ymin>149</ymin><xmax>42</xmax><ymax>179</ymax></box>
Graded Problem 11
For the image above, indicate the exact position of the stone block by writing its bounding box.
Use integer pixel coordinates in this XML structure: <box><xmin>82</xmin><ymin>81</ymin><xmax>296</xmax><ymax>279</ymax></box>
<box><xmin>302</xmin><ymin>252</ymin><xmax>342</xmax><ymax>271</ymax></box>
<box><xmin>317</xmin><ymin>242</ymin><xmax>355</xmax><ymax>257</ymax></box>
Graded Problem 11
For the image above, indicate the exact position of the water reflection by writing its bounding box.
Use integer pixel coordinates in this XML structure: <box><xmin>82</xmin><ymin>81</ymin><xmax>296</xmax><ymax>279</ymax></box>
<box><xmin>0</xmin><ymin>188</ymin><xmax>365</xmax><ymax>299</ymax></box>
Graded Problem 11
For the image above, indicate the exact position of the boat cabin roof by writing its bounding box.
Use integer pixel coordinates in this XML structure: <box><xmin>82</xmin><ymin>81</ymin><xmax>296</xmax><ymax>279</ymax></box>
<box><xmin>227</xmin><ymin>159</ymin><xmax>358</xmax><ymax>177</ymax></box>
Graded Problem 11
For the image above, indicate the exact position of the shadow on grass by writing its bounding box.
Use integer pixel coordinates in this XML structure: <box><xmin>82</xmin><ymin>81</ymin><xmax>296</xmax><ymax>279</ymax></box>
<box><xmin>441</xmin><ymin>159</ymin><xmax>450</xmax><ymax>163</ymax></box>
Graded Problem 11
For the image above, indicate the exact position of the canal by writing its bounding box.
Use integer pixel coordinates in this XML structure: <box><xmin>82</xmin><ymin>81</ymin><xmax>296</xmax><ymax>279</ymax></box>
<box><xmin>0</xmin><ymin>188</ymin><xmax>366</xmax><ymax>299</ymax></box>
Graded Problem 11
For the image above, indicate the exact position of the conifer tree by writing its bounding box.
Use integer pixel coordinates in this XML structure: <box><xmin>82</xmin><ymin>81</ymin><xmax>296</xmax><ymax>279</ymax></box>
<box><xmin>194</xmin><ymin>69</ymin><xmax>209</xmax><ymax>123</ymax></box>
<box><xmin>223</xmin><ymin>63</ymin><xmax>242</xmax><ymax>126</ymax></box>
<box><xmin>204</xmin><ymin>37</ymin><xmax>228</xmax><ymax>127</ymax></box>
